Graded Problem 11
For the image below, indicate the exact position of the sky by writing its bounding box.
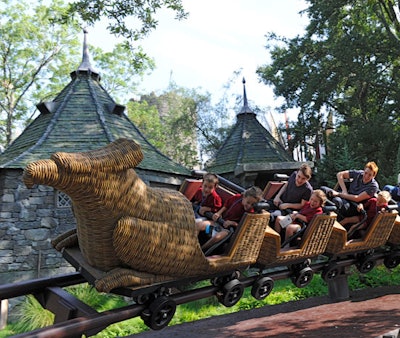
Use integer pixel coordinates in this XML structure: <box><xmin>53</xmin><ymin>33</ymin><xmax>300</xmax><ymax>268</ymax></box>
<box><xmin>90</xmin><ymin>0</ymin><xmax>309</xmax><ymax>125</ymax></box>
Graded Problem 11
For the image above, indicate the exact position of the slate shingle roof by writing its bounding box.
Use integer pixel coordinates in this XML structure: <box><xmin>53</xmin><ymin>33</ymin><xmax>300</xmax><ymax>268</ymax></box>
<box><xmin>0</xmin><ymin>31</ymin><xmax>190</xmax><ymax>176</ymax></box>
<box><xmin>205</xmin><ymin>79</ymin><xmax>295</xmax><ymax>175</ymax></box>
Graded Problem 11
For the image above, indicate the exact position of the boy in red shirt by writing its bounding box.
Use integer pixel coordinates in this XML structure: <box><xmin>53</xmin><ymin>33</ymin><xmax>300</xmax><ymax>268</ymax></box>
<box><xmin>196</xmin><ymin>186</ymin><xmax>263</xmax><ymax>251</ymax></box>
<box><xmin>275</xmin><ymin>189</ymin><xmax>326</xmax><ymax>240</ymax></box>
<box><xmin>341</xmin><ymin>190</ymin><xmax>391</xmax><ymax>239</ymax></box>
<box><xmin>191</xmin><ymin>173</ymin><xmax>222</xmax><ymax>219</ymax></box>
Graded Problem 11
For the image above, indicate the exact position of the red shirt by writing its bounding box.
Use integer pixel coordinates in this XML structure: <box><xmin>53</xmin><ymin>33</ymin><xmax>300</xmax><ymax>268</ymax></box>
<box><xmin>299</xmin><ymin>201</ymin><xmax>323</xmax><ymax>223</ymax></box>
<box><xmin>222</xmin><ymin>194</ymin><xmax>254</xmax><ymax>223</ymax></box>
<box><xmin>362</xmin><ymin>198</ymin><xmax>388</xmax><ymax>228</ymax></box>
<box><xmin>191</xmin><ymin>188</ymin><xmax>222</xmax><ymax>213</ymax></box>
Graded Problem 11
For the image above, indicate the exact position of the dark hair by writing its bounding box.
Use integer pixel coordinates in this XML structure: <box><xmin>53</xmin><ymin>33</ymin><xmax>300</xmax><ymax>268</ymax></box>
<box><xmin>243</xmin><ymin>186</ymin><xmax>263</xmax><ymax>201</ymax></box>
<box><xmin>299</xmin><ymin>163</ymin><xmax>312</xmax><ymax>180</ymax></box>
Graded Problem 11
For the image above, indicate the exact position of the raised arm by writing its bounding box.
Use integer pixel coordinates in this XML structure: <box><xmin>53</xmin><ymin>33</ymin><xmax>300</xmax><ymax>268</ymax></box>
<box><xmin>336</xmin><ymin>170</ymin><xmax>350</xmax><ymax>194</ymax></box>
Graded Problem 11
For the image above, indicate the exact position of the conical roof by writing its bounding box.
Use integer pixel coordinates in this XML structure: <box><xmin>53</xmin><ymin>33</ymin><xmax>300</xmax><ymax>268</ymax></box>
<box><xmin>206</xmin><ymin>78</ymin><xmax>299</xmax><ymax>176</ymax></box>
<box><xmin>0</xmin><ymin>30</ymin><xmax>190</xmax><ymax>176</ymax></box>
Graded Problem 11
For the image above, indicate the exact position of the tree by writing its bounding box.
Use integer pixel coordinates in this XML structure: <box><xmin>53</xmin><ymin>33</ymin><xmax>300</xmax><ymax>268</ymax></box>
<box><xmin>128</xmin><ymin>83</ymin><xmax>203</xmax><ymax>169</ymax></box>
<box><xmin>195</xmin><ymin>71</ymin><xmax>244</xmax><ymax>164</ymax></box>
<box><xmin>128</xmin><ymin>76</ymin><xmax>244</xmax><ymax>169</ymax></box>
<box><xmin>0</xmin><ymin>0</ymin><xmax>161</xmax><ymax>149</ymax></box>
<box><xmin>257</xmin><ymin>0</ymin><xmax>400</xmax><ymax>184</ymax></box>
<box><xmin>63</xmin><ymin>0</ymin><xmax>187</xmax><ymax>51</ymax></box>
<box><xmin>0</xmin><ymin>0</ymin><xmax>81</xmax><ymax>146</ymax></box>
<box><xmin>90</xmin><ymin>43</ymin><xmax>155</xmax><ymax>104</ymax></box>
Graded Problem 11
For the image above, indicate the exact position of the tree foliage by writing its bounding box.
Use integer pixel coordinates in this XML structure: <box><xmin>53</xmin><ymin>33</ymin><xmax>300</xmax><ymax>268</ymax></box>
<box><xmin>0</xmin><ymin>0</ymin><xmax>81</xmax><ymax>146</ymax></box>
<box><xmin>257</xmin><ymin>0</ymin><xmax>400</xmax><ymax>185</ymax></box>
<box><xmin>0</xmin><ymin>0</ymin><xmax>162</xmax><ymax>149</ymax></box>
<box><xmin>128</xmin><ymin>83</ymin><xmax>203</xmax><ymax>169</ymax></box>
<box><xmin>90</xmin><ymin>43</ymin><xmax>155</xmax><ymax>104</ymax></box>
<box><xmin>64</xmin><ymin>0</ymin><xmax>188</xmax><ymax>43</ymax></box>
<box><xmin>127</xmin><ymin>73</ymin><xmax>247</xmax><ymax>169</ymax></box>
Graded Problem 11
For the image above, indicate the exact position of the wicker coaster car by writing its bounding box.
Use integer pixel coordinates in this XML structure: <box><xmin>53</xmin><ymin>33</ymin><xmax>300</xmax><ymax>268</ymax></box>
<box><xmin>323</xmin><ymin>207</ymin><xmax>398</xmax><ymax>275</ymax></box>
<box><xmin>384</xmin><ymin>213</ymin><xmax>400</xmax><ymax>269</ymax></box>
<box><xmin>257</xmin><ymin>212</ymin><xmax>337</xmax><ymax>267</ymax></box>
<box><xmin>23</xmin><ymin>138</ymin><xmax>270</xmax><ymax>292</ymax></box>
<box><xmin>256</xmin><ymin>211</ymin><xmax>337</xmax><ymax>288</ymax></box>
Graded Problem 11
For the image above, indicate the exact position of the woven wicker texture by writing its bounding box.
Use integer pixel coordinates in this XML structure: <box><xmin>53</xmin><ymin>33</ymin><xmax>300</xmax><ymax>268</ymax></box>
<box><xmin>387</xmin><ymin>215</ymin><xmax>400</xmax><ymax>245</ymax></box>
<box><xmin>257</xmin><ymin>214</ymin><xmax>337</xmax><ymax>266</ymax></box>
<box><xmin>96</xmin><ymin>212</ymin><xmax>270</xmax><ymax>292</ymax></box>
<box><xmin>23</xmin><ymin>138</ymin><xmax>270</xmax><ymax>292</ymax></box>
<box><xmin>325</xmin><ymin>212</ymin><xmax>398</xmax><ymax>255</ymax></box>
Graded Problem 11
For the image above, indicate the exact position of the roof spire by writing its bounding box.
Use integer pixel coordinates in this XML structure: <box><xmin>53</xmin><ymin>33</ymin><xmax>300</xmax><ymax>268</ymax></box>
<box><xmin>239</xmin><ymin>77</ymin><xmax>254</xmax><ymax>115</ymax></box>
<box><xmin>74</xmin><ymin>28</ymin><xmax>100</xmax><ymax>79</ymax></box>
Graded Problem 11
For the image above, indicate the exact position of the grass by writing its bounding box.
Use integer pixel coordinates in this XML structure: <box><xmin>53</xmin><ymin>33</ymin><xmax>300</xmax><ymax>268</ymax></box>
<box><xmin>1</xmin><ymin>264</ymin><xmax>400</xmax><ymax>337</ymax></box>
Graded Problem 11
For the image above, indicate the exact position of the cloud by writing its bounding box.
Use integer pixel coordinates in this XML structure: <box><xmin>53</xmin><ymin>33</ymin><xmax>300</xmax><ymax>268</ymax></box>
<box><xmin>90</xmin><ymin>0</ymin><xmax>308</xmax><ymax>123</ymax></box>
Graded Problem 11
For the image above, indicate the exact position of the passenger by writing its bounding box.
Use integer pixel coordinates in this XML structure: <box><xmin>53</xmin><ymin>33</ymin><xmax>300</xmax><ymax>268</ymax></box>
<box><xmin>383</xmin><ymin>173</ymin><xmax>400</xmax><ymax>202</ymax></box>
<box><xmin>275</xmin><ymin>189</ymin><xmax>326</xmax><ymax>242</ymax></box>
<box><xmin>191</xmin><ymin>173</ymin><xmax>222</xmax><ymax>219</ymax></box>
<box><xmin>196</xmin><ymin>186</ymin><xmax>263</xmax><ymax>251</ymax></box>
<box><xmin>268</xmin><ymin>163</ymin><xmax>313</xmax><ymax>221</ymax></box>
<box><xmin>321</xmin><ymin>161</ymin><xmax>379</xmax><ymax>221</ymax></box>
<box><xmin>341</xmin><ymin>190</ymin><xmax>391</xmax><ymax>239</ymax></box>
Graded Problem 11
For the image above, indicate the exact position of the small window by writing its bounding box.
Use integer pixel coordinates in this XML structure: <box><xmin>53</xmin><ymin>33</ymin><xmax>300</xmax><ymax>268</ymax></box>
<box><xmin>57</xmin><ymin>191</ymin><xmax>71</xmax><ymax>208</ymax></box>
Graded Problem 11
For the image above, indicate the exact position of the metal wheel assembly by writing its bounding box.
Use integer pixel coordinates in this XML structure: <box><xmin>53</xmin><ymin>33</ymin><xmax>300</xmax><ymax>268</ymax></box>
<box><xmin>321</xmin><ymin>263</ymin><xmax>340</xmax><ymax>281</ymax></box>
<box><xmin>383</xmin><ymin>252</ymin><xmax>400</xmax><ymax>269</ymax></box>
<box><xmin>217</xmin><ymin>279</ymin><xmax>244</xmax><ymax>307</ymax></box>
<box><xmin>356</xmin><ymin>256</ymin><xmax>376</xmax><ymax>274</ymax></box>
<box><xmin>141</xmin><ymin>296</ymin><xmax>176</xmax><ymax>330</ymax></box>
<box><xmin>291</xmin><ymin>266</ymin><xmax>314</xmax><ymax>288</ymax></box>
<box><xmin>251</xmin><ymin>276</ymin><xmax>274</xmax><ymax>300</ymax></box>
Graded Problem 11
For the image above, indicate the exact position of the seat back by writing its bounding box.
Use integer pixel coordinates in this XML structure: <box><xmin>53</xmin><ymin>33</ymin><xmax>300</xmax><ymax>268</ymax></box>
<box><xmin>387</xmin><ymin>214</ymin><xmax>400</xmax><ymax>245</ymax></box>
<box><xmin>333</xmin><ymin>178</ymin><xmax>353</xmax><ymax>192</ymax></box>
<box><xmin>179</xmin><ymin>179</ymin><xmax>202</xmax><ymax>201</ymax></box>
<box><xmin>262</xmin><ymin>181</ymin><xmax>286</xmax><ymax>200</ymax></box>
<box><xmin>328</xmin><ymin>211</ymin><xmax>398</xmax><ymax>255</ymax></box>
<box><xmin>179</xmin><ymin>178</ymin><xmax>236</xmax><ymax>204</ymax></box>
<box><xmin>297</xmin><ymin>214</ymin><xmax>337</xmax><ymax>255</ymax></box>
<box><xmin>358</xmin><ymin>211</ymin><xmax>397</xmax><ymax>248</ymax></box>
<box><xmin>216</xmin><ymin>185</ymin><xmax>236</xmax><ymax>203</ymax></box>
<box><xmin>224</xmin><ymin>212</ymin><xmax>270</xmax><ymax>263</ymax></box>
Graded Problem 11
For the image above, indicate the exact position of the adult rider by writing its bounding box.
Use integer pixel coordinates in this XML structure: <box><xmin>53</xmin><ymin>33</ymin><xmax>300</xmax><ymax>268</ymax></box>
<box><xmin>321</xmin><ymin>161</ymin><xmax>379</xmax><ymax>221</ymax></box>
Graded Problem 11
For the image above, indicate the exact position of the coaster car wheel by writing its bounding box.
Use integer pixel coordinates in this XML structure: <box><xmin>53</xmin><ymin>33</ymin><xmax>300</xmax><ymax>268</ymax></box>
<box><xmin>384</xmin><ymin>252</ymin><xmax>400</xmax><ymax>269</ymax></box>
<box><xmin>291</xmin><ymin>266</ymin><xmax>314</xmax><ymax>288</ymax></box>
<box><xmin>356</xmin><ymin>256</ymin><xmax>376</xmax><ymax>274</ymax></box>
<box><xmin>217</xmin><ymin>279</ymin><xmax>244</xmax><ymax>307</ymax></box>
<box><xmin>321</xmin><ymin>263</ymin><xmax>340</xmax><ymax>281</ymax></box>
<box><xmin>251</xmin><ymin>277</ymin><xmax>274</xmax><ymax>300</ymax></box>
<box><xmin>141</xmin><ymin>296</ymin><xmax>176</xmax><ymax>330</ymax></box>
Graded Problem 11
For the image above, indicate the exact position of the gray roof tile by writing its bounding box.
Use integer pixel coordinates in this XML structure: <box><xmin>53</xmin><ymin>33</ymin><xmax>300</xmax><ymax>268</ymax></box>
<box><xmin>0</xmin><ymin>67</ymin><xmax>190</xmax><ymax>176</ymax></box>
<box><xmin>206</xmin><ymin>79</ymin><xmax>294</xmax><ymax>175</ymax></box>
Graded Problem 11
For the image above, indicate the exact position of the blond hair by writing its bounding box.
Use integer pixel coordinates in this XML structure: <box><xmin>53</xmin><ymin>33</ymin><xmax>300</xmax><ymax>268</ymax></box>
<box><xmin>312</xmin><ymin>189</ymin><xmax>327</xmax><ymax>207</ymax></box>
<box><xmin>378</xmin><ymin>190</ymin><xmax>391</xmax><ymax>203</ymax></box>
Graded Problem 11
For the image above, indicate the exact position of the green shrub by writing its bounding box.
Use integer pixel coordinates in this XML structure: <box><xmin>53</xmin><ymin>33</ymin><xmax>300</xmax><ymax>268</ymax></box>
<box><xmin>12</xmin><ymin>295</ymin><xmax>54</xmax><ymax>332</ymax></box>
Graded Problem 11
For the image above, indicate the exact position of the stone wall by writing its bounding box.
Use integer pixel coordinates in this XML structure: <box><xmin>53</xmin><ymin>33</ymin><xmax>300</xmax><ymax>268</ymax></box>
<box><xmin>0</xmin><ymin>169</ymin><xmax>76</xmax><ymax>285</ymax></box>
